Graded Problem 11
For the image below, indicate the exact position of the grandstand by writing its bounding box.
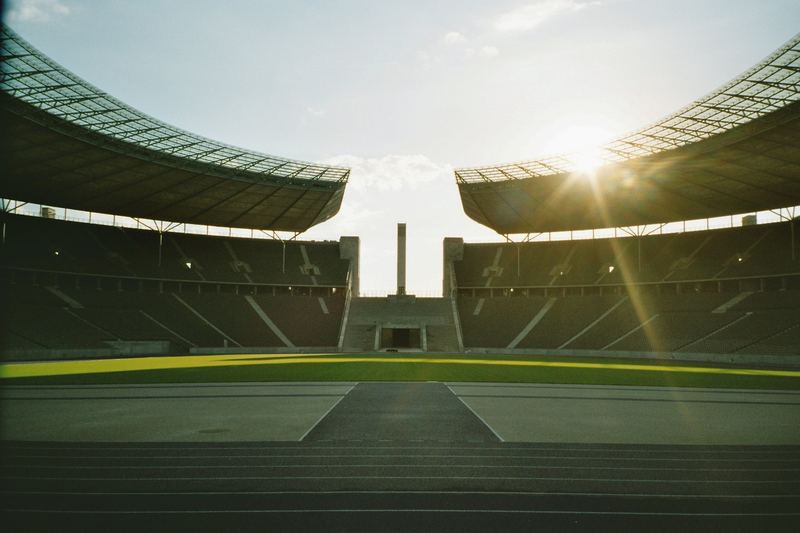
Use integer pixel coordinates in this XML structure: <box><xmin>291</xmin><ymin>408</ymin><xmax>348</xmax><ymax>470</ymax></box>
<box><xmin>0</xmin><ymin>26</ymin><xmax>356</xmax><ymax>360</ymax></box>
<box><xmin>0</xmin><ymin>213</ymin><xmax>356</xmax><ymax>357</ymax></box>
<box><xmin>448</xmin><ymin>223</ymin><xmax>800</xmax><ymax>357</ymax></box>
<box><xmin>2</xmin><ymin>25</ymin><xmax>800</xmax><ymax>365</ymax></box>
<box><xmin>450</xmin><ymin>31</ymin><xmax>800</xmax><ymax>362</ymax></box>
<box><xmin>0</xmin><ymin>25</ymin><xmax>464</xmax><ymax>361</ymax></box>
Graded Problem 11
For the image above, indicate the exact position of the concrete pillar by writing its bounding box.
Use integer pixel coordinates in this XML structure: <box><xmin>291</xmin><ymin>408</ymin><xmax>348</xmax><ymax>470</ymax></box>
<box><xmin>442</xmin><ymin>237</ymin><xmax>464</xmax><ymax>297</ymax></box>
<box><xmin>397</xmin><ymin>223</ymin><xmax>406</xmax><ymax>296</ymax></box>
<box><xmin>339</xmin><ymin>236</ymin><xmax>360</xmax><ymax>296</ymax></box>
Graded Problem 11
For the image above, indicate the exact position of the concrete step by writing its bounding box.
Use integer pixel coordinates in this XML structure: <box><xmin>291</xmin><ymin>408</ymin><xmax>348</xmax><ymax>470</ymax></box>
<box><xmin>342</xmin><ymin>324</ymin><xmax>376</xmax><ymax>352</ymax></box>
<box><xmin>347</xmin><ymin>297</ymin><xmax>455</xmax><ymax>325</ymax></box>
<box><xmin>426</xmin><ymin>325</ymin><xmax>459</xmax><ymax>353</ymax></box>
<box><xmin>342</xmin><ymin>297</ymin><xmax>459</xmax><ymax>352</ymax></box>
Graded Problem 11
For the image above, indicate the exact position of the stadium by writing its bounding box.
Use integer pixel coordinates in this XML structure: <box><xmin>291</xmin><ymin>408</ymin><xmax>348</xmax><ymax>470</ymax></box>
<box><xmin>1</xmin><ymin>5</ymin><xmax>800</xmax><ymax>532</ymax></box>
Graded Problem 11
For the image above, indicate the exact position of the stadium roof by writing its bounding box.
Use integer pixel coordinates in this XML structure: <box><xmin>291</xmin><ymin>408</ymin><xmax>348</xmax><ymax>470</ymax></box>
<box><xmin>455</xmin><ymin>32</ymin><xmax>800</xmax><ymax>234</ymax></box>
<box><xmin>0</xmin><ymin>26</ymin><xmax>350</xmax><ymax>232</ymax></box>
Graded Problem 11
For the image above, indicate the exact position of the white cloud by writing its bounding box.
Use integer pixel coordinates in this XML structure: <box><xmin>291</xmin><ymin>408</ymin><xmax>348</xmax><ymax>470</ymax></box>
<box><xmin>324</xmin><ymin>154</ymin><xmax>442</xmax><ymax>191</ymax></box>
<box><xmin>442</xmin><ymin>31</ymin><xmax>466</xmax><ymax>45</ymax></box>
<box><xmin>304</xmin><ymin>106</ymin><xmax>326</xmax><ymax>118</ymax></box>
<box><xmin>479</xmin><ymin>46</ymin><xmax>500</xmax><ymax>58</ymax></box>
<box><xmin>494</xmin><ymin>0</ymin><xmax>600</xmax><ymax>32</ymax></box>
<box><xmin>7</xmin><ymin>0</ymin><xmax>70</xmax><ymax>22</ymax></box>
<box><xmin>416</xmin><ymin>50</ymin><xmax>438</xmax><ymax>69</ymax></box>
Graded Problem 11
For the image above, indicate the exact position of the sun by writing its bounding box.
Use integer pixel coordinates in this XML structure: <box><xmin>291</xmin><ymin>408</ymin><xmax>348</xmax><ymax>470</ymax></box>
<box><xmin>537</xmin><ymin>123</ymin><xmax>614</xmax><ymax>175</ymax></box>
<box><xmin>540</xmin><ymin>124</ymin><xmax>615</xmax><ymax>152</ymax></box>
<box><xmin>569</xmin><ymin>147</ymin><xmax>606</xmax><ymax>175</ymax></box>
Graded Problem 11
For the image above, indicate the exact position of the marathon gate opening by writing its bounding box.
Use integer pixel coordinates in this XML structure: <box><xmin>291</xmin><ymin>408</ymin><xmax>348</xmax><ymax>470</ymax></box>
<box><xmin>380</xmin><ymin>327</ymin><xmax>421</xmax><ymax>349</ymax></box>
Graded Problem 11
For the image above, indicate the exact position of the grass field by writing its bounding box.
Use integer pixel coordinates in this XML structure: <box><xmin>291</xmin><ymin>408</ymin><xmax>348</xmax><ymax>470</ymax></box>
<box><xmin>2</xmin><ymin>352</ymin><xmax>800</xmax><ymax>390</ymax></box>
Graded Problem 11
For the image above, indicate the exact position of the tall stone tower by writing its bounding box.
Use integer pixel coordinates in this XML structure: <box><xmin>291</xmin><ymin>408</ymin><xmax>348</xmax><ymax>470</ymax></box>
<box><xmin>396</xmin><ymin>223</ymin><xmax>406</xmax><ymax>296</ymax></box>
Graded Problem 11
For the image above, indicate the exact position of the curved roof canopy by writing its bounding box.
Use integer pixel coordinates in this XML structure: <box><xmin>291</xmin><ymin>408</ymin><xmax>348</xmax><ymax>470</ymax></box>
<box><xmin>456</xmin><ymin>33</ymin><xmax>800</xmax><ymax>234</ymax></box>
<box><xmin>0</xmin><ymin>26</ymin><xmax>350</xmax><ymax>232</ymax></box>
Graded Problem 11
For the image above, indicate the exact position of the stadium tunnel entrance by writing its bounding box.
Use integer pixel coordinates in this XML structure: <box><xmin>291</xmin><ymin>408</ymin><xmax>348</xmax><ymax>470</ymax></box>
<box><xmin>380</xmin><ymin>326</ymin><xmax>421</xmax><ymax>350</ymax></box>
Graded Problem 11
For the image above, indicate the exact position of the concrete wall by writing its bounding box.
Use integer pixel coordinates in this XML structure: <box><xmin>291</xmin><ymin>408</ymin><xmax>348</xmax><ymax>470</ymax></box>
<box><xmin>1</xmin><ymin>344</ymin><xmax>342</xmax><ymax>362</ymax></box>
<box><xmin>1</xmin><ymin>340</ymin><xmax>170</xmax><ymax>362</ymax></box>
<box><xmin>0</xmin><ymin>341</ymin><xmax>174</xmax><ymax>361</ymax></box>
<box><xmin>465</xmin><ymin>346</ymin><xmax>800</xmax><ymax>369</ymax></box>
<box><xmin>342</xmin><ymin>297</ymin><xmax>459</xmax><ymax>352</ymax></box>
<box><xmin>339</xmin><ymin>236</ymin><xmax>360</xmax><ymax>296</ymax></box>
<box><xmin>442</xmin><ymin>237</ymin><xmax>464</xmax><ymax>296</ymax></box>
<box><xmin>190</xmin><ymin>346</ymin><xmax>338</xmax><ymax>355</ymax></box>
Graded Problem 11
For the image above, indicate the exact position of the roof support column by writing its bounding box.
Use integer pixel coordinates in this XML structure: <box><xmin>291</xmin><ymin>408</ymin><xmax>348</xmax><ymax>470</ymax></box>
<box><xmin>637</xmin><ymin>236</ymin><xmax>642</xmax><ymax>273</ymax></box>
<box><xmin>0</xmin><ymin>199</ymin><xmax>30</xmax><ymax>245</ymax></box>
<box><xmin>133</xmin><ymin>218</ymin><xmax>181</xmax><ymax>268</ymax></box>
<box><xmin>770</xmin><ymin>207</ymin><xmax>798</xmax><ymax>262</ymax></box>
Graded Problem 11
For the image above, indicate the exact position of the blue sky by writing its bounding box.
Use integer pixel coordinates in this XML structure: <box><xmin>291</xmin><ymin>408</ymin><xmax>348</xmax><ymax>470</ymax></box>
<box><xmin>5</xmin><ymin>0</ymin><xmax>800</xmax><ymax>294</ymax></box>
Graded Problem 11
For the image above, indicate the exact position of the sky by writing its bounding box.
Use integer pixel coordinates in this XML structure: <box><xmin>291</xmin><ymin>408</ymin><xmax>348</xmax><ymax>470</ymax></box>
<box><xmin>5</xmin><ymin>0</ymin><xmax>800</xmax><ymax>295</ymax></box>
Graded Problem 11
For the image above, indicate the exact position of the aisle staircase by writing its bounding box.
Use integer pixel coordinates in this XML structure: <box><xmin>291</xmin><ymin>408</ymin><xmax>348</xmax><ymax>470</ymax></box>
<box><xmin>340</xmin><ymin>296</ymin><xmax>460</xmax><ymax>352</ymax></box>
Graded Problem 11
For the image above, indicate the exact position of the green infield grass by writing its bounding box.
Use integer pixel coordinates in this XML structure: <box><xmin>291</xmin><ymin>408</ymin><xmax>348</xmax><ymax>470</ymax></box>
<box><xmin>1</xmin><ymin>352</ymin><xmax>799</xmax><ymax>390</ymax></box>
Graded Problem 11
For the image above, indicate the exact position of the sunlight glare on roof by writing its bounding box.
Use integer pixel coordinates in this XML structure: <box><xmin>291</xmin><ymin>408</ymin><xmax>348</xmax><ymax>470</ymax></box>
<box><xmin>540</xmin><ymin>124</ymin><xmax>615</xmax><ymax>154</ymax></box>
<box><xmin>569</xmin><ymin>146</ymin><xmax>606</xmax><ymax>176</ymax></box>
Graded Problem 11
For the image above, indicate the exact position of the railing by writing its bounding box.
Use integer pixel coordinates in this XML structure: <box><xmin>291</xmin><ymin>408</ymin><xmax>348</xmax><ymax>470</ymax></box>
<box><xmin>357</xmin><ymin>289</ymin><xmax>444</xmax><ymax>298</ymax></box>
<box><xmin>454</xmin><ymin>272</ymin><xmax>800</xmax><ymax>300</ymax></box>
<box><xmin>1</xmin><ymin>266</ymin><xmax>347</xmax><ymax>291</ymax></box>
<box><xmin>461</xmin><ymin>206</ymin><xmax>799</xmax><ymax>244</ymax></box>
<box><xmin>1</xmin><ymin>199</ymin><xmax>324</xmax><ymax>242</ymax></box>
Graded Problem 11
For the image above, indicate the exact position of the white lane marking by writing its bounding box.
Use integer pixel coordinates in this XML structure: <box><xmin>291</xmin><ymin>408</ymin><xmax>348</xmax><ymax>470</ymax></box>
<box><xmin>4</xmin><ymin>446</ymin><xmax>796</xmax><ymax>456</ymax></box>
<box><xmin>298</xmin><ymin>384</ymin><xmax>356</xmax><ymax>442</ymax></box>
<box><xmin>2</xmin><ymin>382</ymin><xmax>358</xmax><ymax>390</ymax></box>
<box><xmin>16</xmin><ymin>464</ymin><xmax>800</xmax><ymax>472</ymax></box>
<box><xmin>451</xmin><ymin>394</ymin><xmax>800</xmax><ymax>406</ymax></box>
<box><xmin>445</xmin><ymin>382</ymin><xmax>800</xmax><ymax>395</ymax></box>
<box><xmin>446</xmin><ymin>385</ymin><xmax>505</xmax><ymax>442</ymax></box>
<box><xmin>6</xmin><ymin>490</ymin><xmax>797</xmax><ymax>499</ymax></box>
<box><xmin>10</xmin><ymin>456</ymin><xmax>798</xmax><ymax>469</ymax></box>
<box><xmin>5</xmin><ymin>509</ymin><xmax>800</xmax><ymax>517</ymax></box>
<box><xmin>6</xmin><ymin>475</ymin><xmax>796</xmax><ymax>484</ymax></box>
<box><xmin>8</xmin><ymin>455</ymin><xmax>797</xmax><ymax>464</ymax></box>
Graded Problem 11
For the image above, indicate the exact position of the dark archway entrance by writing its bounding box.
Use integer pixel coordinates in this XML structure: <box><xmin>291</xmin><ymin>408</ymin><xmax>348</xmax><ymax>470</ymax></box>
<box><xmin>380</xmin><ymin>327</ymin><xmax>421</xmax><ymax>349</ymax></box>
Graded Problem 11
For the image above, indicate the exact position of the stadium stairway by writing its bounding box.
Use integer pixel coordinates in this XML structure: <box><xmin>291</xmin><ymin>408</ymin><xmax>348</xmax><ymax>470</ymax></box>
<box><xmin>341</xmin><ymin>297</ymin><xmax>460</xmax><ymax>352</ymax></box>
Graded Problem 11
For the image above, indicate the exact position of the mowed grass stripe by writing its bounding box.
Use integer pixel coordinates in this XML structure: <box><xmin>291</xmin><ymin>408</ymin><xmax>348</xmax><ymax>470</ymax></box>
<box><xmin>1</xmin><ymin>354</ymin><xmax>799</xmax><ymax>389</ymax></box>
<box><xmin>2</xmin><ymin>354</ymin><xmax>800</xmax><ymax>379</ymax></box>
<box><xmin>0</xmin><ymin>353</ymin><xmax>327</xmax><ymax>378</ymax></box>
